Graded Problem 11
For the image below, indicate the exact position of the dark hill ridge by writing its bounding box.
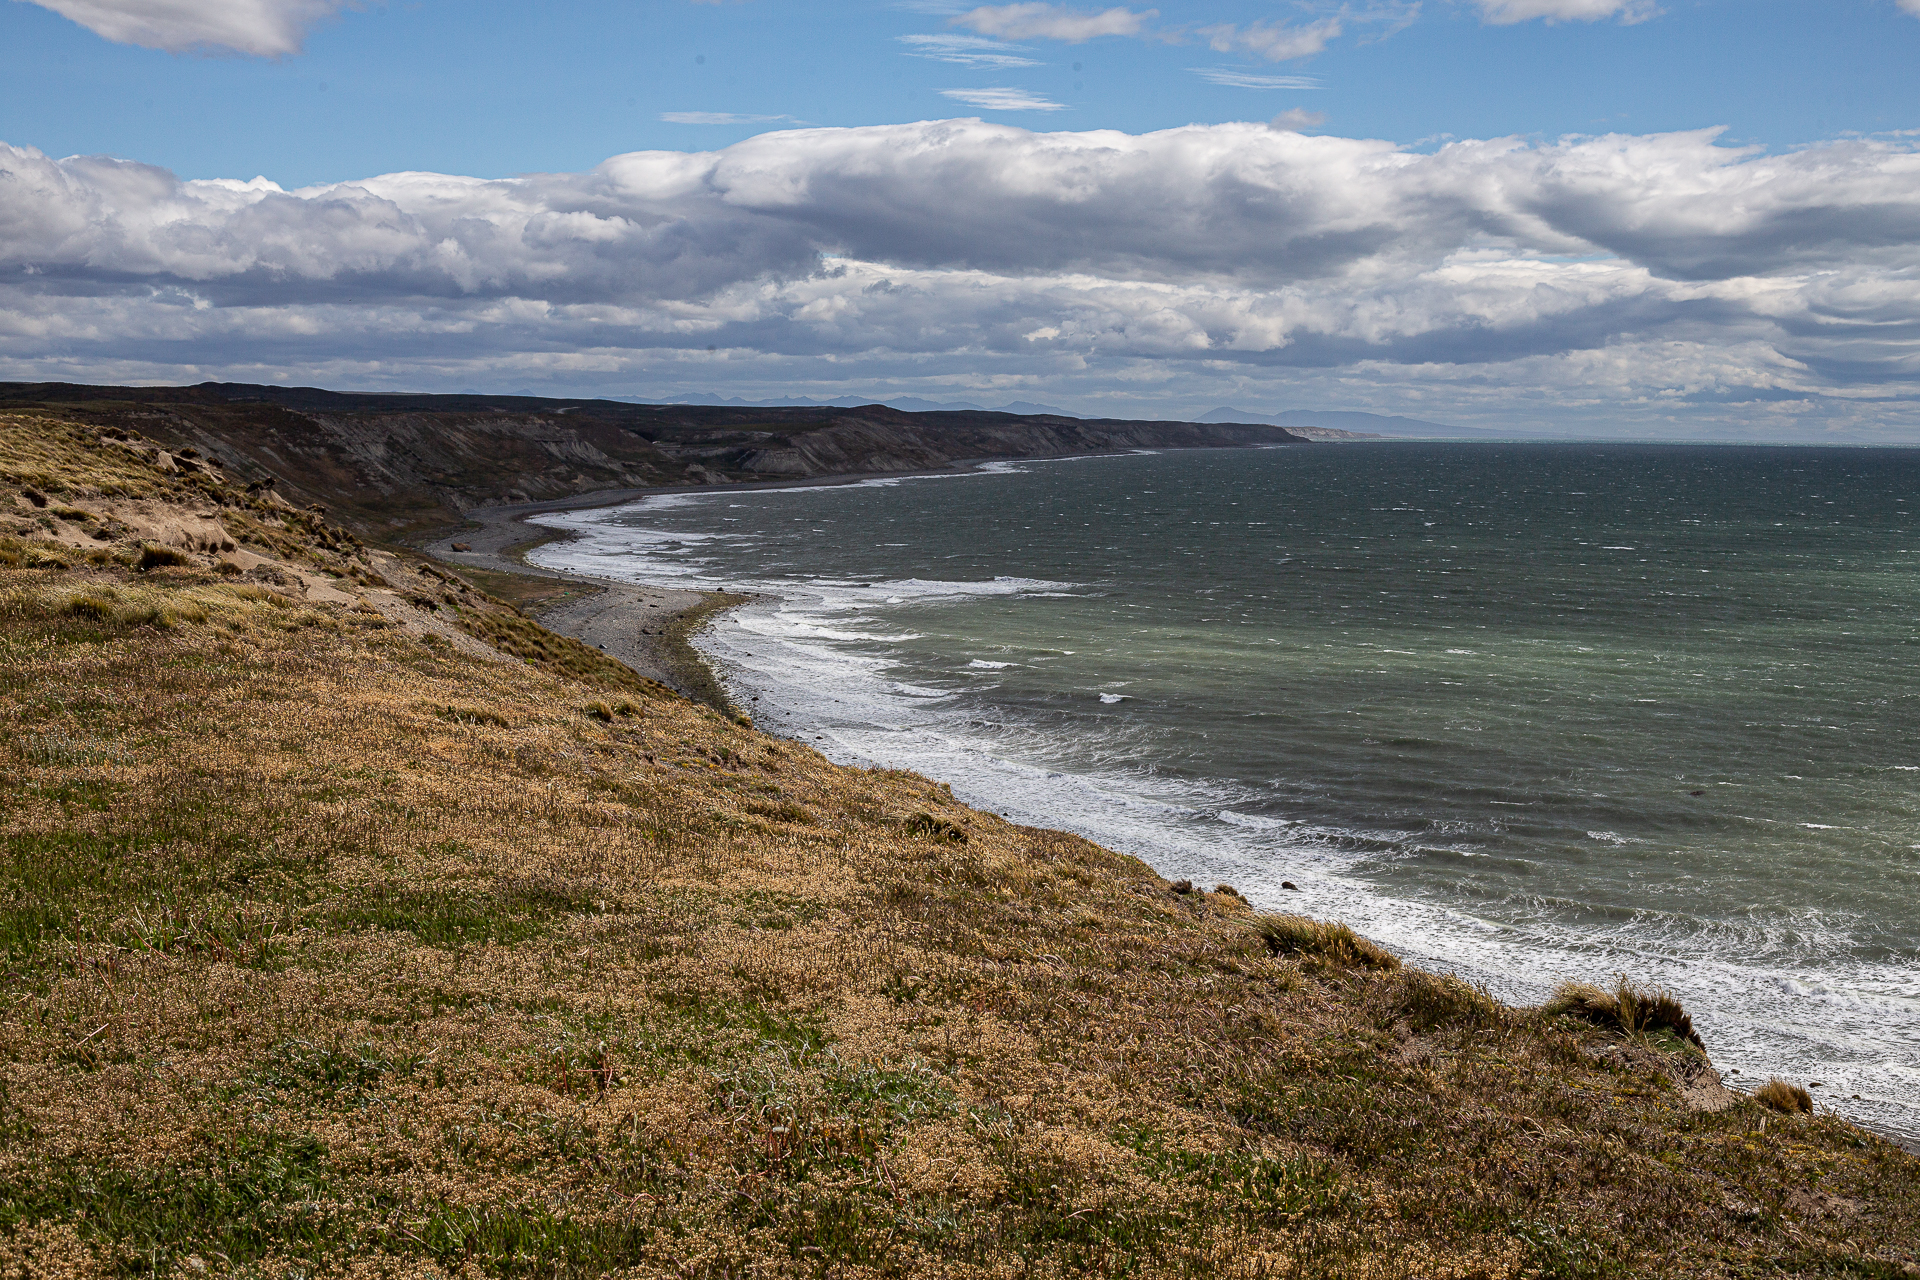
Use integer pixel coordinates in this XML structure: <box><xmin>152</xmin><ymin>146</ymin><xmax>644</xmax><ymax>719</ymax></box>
<box><xmin>0</xmin><ymin>381</ymin><xmax>1308</xmax><ymax>536</ymax></box>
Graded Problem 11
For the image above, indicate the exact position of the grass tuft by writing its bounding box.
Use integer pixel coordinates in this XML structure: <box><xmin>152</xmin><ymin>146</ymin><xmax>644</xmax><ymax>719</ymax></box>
<box><xmin>1255</xmin><ymin>913</ymin><xmax>1400</xmax><ymax>970</ymax></box>
<box><xmin>1391</xmin><ymin>967</ymin><xmax>1500</xmax><ymax>1031</ymax></box>
<box><xmin>428</xmin><ymin>702</ymin><xmax>510</xmax><ymax>728</ymax></box>
<box><xmin>1753</xmin><ymin>1077</ymin><xmax>1814</xmax><ymax>1114</ymax></box>
<box><xmin>136</xmin><ymin>542</ymin><xmax>193</xmax><ymax>571</ymax></box>
<box><xmin>1543</xmin><ymin>976</ymin><xmax>1705</xmax><ymax>1051</ymax></box>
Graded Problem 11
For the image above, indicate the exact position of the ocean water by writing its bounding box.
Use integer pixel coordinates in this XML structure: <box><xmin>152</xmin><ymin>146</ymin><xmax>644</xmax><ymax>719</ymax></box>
<box><xmin>530</xmin><ymin>443</ymin><xmax>1920</xmax><ymax>1142</ymax></box>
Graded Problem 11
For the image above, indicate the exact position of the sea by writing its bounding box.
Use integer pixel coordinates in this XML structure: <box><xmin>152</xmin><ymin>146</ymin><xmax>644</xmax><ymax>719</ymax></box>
<box><xmin>529</xmin><ymin>442</ymin><xmax>1920</xmax><ymax>1143</ymax></box>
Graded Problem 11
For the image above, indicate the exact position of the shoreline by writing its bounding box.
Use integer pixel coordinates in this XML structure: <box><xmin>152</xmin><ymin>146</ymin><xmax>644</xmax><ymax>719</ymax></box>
<box><xmin>431</xmin><ymin>456</ymin><xmax>1920</xmax><ymax>1155</ymax></box>
<box><xmin>418</xmin><ymin>451</ymin><xmax>1171</xmax><ymax>716</ymax></box>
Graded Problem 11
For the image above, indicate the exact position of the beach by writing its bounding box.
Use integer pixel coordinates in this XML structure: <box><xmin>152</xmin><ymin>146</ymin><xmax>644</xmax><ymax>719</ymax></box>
<box><xmin>426</xmin><ymin>489</ymin><xmax>726</xmax><ymax>702</ymax></box>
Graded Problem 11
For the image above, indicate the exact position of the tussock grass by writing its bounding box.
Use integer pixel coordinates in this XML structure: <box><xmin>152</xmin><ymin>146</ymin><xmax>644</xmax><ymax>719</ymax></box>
<box><xmin>1754</xmin><ymin>1077</ymin><xmax>1815</xmax><ymax>1114</ymax></box>
<box><xmin>1543</xmin><ymin>977</ymin><xmax>1705</xmax><ymax>1051</ymax></box>
<box><xmin>0</xmin><ymin>415</ymin><xmax>1915</xmax><ymax>1278</ymax></box>
<box><xmin>136</xmin><ymin>542</ymin><xmax>193</xmax><ymax>570</ymax></box>
<box><xmin>1389</xmin><ymin>968</ymin><xmax>1502</xmax><ymax>1032</ymax></box>
<box><xmin>1256</xmin><ymin>913</ymin><xmax>1401</xmax><ymax>970</ymax></box>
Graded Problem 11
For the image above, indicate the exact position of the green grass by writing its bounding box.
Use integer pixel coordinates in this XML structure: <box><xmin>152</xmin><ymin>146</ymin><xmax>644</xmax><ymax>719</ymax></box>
<box><xmin>325</xmin><ymin>878</ymin><xmax>597</xmax><ymax>948</ymax></box>
<box><xmin>0</xmin><ymin>1130</ymin><xmax>346</xmax><ymax>1275</ymax></box>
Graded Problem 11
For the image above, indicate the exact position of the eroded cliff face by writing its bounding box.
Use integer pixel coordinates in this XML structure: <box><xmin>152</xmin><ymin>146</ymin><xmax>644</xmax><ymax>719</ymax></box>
<box><xmin>0</xmin><ymin>381</ymin><xmax>1306</xmax><ymax>536</ymax></box>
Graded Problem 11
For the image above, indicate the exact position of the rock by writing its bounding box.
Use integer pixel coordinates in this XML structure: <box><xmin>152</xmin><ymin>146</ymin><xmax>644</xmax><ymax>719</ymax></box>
<box><xmin>1281</xmin><ymin>881</ymin><xmax>1299</xmax><ymax>891</ymax></box>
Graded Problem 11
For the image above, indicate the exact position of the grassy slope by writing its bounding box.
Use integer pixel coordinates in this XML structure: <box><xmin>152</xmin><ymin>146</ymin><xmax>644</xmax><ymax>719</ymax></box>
<box><xmin>1</xmin><ymin>415</ymin><xmax>1916</xmax><ymax>1280</ymax></box>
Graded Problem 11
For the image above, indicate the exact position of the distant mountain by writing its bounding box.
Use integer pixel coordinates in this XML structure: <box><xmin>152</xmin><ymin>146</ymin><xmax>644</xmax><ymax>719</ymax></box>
<box><xmin>1194</xmin><ymin>408</ymin><xmax>1380</xmax><ymax>440</ymax></box>
<box><xmin>1195</xmin><ymin>406</ymin><xmax>1494</xmax><ymax>437</ymax></box>
<box><xmin>993</xmin><ymin>400</ymin><xmax>1077</xmax><ymax>417</ymax></box>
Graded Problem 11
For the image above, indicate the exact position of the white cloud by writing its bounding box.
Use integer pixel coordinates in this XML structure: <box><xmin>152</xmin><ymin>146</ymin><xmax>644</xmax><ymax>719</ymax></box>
<box><xmin>1191</xmin><ymin>69</ymin><xmax>1321</xmax><ymax>89</ymax></box>
<box><xmin>1900</xmin><ymin>0</ymin><xmax>1920</xmax><ymax>16</ymax></box>
<box><xmin>937</xmin><ymin>87</ymin><xmax>1067</xmax><ymax>110</ymax></box>
<box><xmin>951</xmin><ymin>4</ymin><xmax>1154</xmax><ymax>42</ymax></box>
<box><xmin>897</xmin><ymin>33</ymin><xmax>1042</xmax><ymax>67</ymax></box>
<box><xmin>1199</xmin><ymin>18</ymin><xmax>1342</xmax><ymax>62</ymax></box>
<box><xmin>22</xmin><ymin>0</ymin><xmax>352</xmax><ymax>55</ymax></box>
<box><xmin>661</xmin><ymin>112</ymin><xmax>798</xmax><ymax>125</ymax></box>
<box><xmin>1476</xmin><ymin>0</ymin><xmax>1658</xmax><ymax>25</ymax></box>
<box><xmin>3</xmin><ymin>122</ymin><xmax>1919</xmax><ymax>433</ymax></box>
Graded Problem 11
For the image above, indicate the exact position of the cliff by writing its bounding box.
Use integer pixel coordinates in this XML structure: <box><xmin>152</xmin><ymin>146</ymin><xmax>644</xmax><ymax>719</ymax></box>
<box><xmin>0</xmin><ymin>382</ymin><xmax>1308</xmax><ymax>538</ymax></box>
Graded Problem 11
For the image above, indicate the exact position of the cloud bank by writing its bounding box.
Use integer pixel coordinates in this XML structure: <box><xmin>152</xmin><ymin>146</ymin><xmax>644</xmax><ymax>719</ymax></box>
<box><xmin>22</xmin><ymin>0</ymin><xmax>350</xmax><ymax>55</ymax></box>
<box><xmin>3</xmin><ymin>121</ymin><xmax>1918</xmax><ymax>433</ymax></box>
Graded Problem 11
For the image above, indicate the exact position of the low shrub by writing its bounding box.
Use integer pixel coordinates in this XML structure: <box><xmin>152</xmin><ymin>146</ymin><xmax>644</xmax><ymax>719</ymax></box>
<box><xmin>1255</xmin><ymin>914</ymin><xmax>1399</xmax><ymax>970</ymax></box>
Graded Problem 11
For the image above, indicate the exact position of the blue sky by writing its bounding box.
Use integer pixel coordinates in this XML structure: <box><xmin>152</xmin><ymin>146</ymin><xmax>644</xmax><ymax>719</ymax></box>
<box><xmin>2</xmin><ymin>1</ymin><xmax>1918</xmax><ymax>437</ymax></box>
<box><xmin>6</xmin><ymin>1</ymin><xmax>1919</xmax><ymax>186</ymax></box>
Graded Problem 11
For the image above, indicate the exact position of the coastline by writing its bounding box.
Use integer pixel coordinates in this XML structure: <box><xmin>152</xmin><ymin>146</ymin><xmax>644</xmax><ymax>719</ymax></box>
<box><xmin>432</xmin><ymin>452</ymin><xmax>1920</xmax><ymax>1156</ymax></box>
<box><xmin>418</xmin><ymin>451</ymin><xmax>1170</xmax><ymax>718</ymax></box>
<box><xmin>422</xmin><ymin>491</ymin><xmax>730</xmax><ymax>710</ymax></box>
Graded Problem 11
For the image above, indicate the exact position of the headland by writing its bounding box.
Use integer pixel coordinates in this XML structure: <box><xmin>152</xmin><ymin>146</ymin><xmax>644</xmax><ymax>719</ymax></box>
<box><xmin>1</xmin><ymin>400</ymin><xmax>1915</xmax><ymax>1277</ymax></box>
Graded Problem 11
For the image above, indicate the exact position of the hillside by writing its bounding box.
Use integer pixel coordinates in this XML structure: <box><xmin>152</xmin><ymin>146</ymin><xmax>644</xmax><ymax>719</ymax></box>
<box><xmin>1</xmin><ymin>413</ymin><xmax>1917</xmax><ymax>1278</ymax></box>
<box><xmin>0</xmin><ymin>383</ymin><xmax>1309</xmax><ymax>540</ymax></box>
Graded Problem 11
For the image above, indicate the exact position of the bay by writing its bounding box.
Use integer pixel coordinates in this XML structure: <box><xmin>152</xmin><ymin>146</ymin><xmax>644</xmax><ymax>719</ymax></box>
<box><xmin>533</xmin><ymin>442</ymin><xmax>1920</xmax><ymax>1141</ymax></box>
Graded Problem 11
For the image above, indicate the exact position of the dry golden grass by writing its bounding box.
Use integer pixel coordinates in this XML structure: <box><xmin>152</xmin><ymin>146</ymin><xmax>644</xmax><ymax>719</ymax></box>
<box><xmin>1542</xmin><ymin>978</ymin><xmax>1705</xmax><ymax>1053</ymax></box>
<box><xmin>1754</xmin><ymin>1079</ymin><xmax>1815</xmax><ymax>1116</ymax></box>
<box><xmin>2</xmin><ymin>416</ymin><xmax>1917</xmax><ymax>1279</ymax></box>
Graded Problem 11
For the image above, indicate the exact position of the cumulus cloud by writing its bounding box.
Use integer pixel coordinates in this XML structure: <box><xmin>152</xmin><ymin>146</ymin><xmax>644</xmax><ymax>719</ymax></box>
<box><xmin>951</xmin><ymin>4</ymin><xmax>1155</xmax><ymax>42</ymax></box>
<box><xmin>1476</xmin><ymin>0</ymin><xmax>1658</xmax><ymax>25</ymax></box>
<box><xmin>22</xmin><ymin>0</ymin><xmax>351</xmax><ymax>55</ymax></box>
<box><xmin>937</xmin><ymin>87</ymin><xmax>1066</xmax><ymax>110</ymax></box>
<box><xmin>1900</xmin><ymin>0</ymin><xmax>1920</xmax><ymax>16</ymax></box>
<box><xmin>897</xmin><ymin>33</ymin><xmax>1043</xmax><ymax>67</ymax></box>
<box><xmin>1198</xmin><ymin>18</ymin><xmax>1342</xmax><ymax>62</ymax></box>
<box><xmin>3</xmin><ymin>121</ymin><xmax>1918</xmax><ymax>431</ymax></box>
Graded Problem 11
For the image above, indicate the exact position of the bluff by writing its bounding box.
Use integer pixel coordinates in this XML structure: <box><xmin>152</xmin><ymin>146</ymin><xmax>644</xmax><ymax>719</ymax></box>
<box><xmin>0</xmin><ymin>382</ymin><xmax>1308</xmax><ymax>537</ymax></box>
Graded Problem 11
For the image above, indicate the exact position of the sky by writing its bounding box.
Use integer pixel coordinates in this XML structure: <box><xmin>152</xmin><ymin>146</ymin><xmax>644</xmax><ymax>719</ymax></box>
<box><xmin>2</xmin><ymin>0</ymin><xmax>1919</xmax><ymax>438</ymax></box>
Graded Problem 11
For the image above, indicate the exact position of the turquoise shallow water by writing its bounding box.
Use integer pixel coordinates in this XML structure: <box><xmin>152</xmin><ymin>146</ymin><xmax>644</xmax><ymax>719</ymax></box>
<box><xmin>534</xmin><ymin>443</ymin><xmax>1920</xmax><ymax>1140</ymax></box>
